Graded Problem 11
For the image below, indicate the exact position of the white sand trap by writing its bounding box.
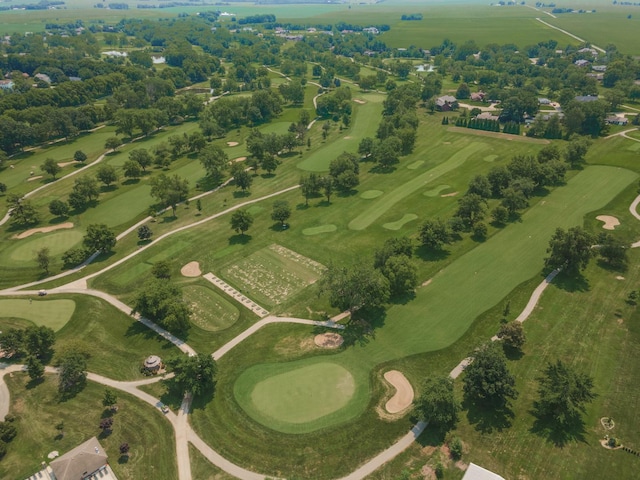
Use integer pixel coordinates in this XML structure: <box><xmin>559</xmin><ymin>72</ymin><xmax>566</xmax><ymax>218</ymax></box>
<box><xmin>441</xmin><ymin>191</ymin><xmax>459</xmax><ymax>197</ymax></box>
<box><xmin>314</xmin><ymin>332</ymin><xmax>344</xmax><ymax>348</ymax></box>
<box><xmin>596</xmin><ymin>215</ymin><xmax>620</xmax><ymax>230</ymax></box>
<box><xmin>353</xmin><ymin>99</ymin><xmax>366</xmax><ymax>104</ymax></box>
<box><xmin>57</xmin><ymin>161</ymin><xmax>78</xmax><ymax>168</ymax></box>
<box><xmin>180</xmin><ymin>261</ymin><xmax>201</xmax><ymax>277</ymax></box>
<box><xmin>226</xmin><ymin>141</ymin><xmax>239</xmax><ymax>147</ymax></box>
<box><xmin>27</xmin><ymin>175</ymin><xmax>43</xmax><ymax>182</ymax></box>
<box><xmin>343</xmin><ymin>136</ymin><xmax>352</xmax><ymax>140</ymax></box>
<box><xmin>233</xmin><ymin>156</ymin><xmax>247</xmax><ymax>163</ymax></box>
<box><xmin>616</xmin><ymin>276</ymin><xmax>625</xmax><ymax>280</ymax></box>
<box><xmin>14</xmin><ymin>222</ymin><xmax>74</xmax><ymax>239</ymax></box>
<box><xmin>384</xmin><ymin>370</ymin><xmax>414</xmax><ymax>414</ymax></box>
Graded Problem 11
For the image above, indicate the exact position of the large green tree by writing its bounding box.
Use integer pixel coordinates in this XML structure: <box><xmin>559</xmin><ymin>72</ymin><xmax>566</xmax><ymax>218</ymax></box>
<box><xmin>319</xmin><ymin>262</ymin><xmax>390</xmax><ymax>315</ymax></box>
<box><xmin>131</xmin><ymin>278</ymin><xmax>191</xmax><ymax>334</ymax></box>
<box><xmin>415</xmin><ymin>376</ymin><xmax>460</xmax><ymax>431</ymax></box>
<box><xmin>168</xmin><ymin>353</ymin><xmax>217</xmax><ymax>396</ymax></box>
<box><xmin>7</xmin><ymin>194</ymin><xmax>40</xmax><ymax>226</ymax></box>
<box><xmin>463</xmin><ymin>343</ymin><xmax>518</xmax><ymax>407</ymax></box>
<box><xmin>83</xmin><ymin>224</ymin><xmax>116</xmax><ymax>253</ymax></box>
<box><xmin>40</xmin><ymin>157</ymin><xmax>61</xmax><ymax>180</ymax></box>
<box><xmin>230</xmin><ymin>209</ymin><xmax>254</xmax><ymax>236</ymax></box>
<box><xmin>150</xmin><ymin>174</ymin><xmax>189</xmax><ymax>216</ymax></box>
<box><xmin>544</xmin><ymin>226</ymin><xmax>595</xmax><ymax>274</ymax></box>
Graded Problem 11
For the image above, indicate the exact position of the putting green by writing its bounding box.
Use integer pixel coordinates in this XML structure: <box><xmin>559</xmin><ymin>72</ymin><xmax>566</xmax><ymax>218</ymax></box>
<box><xmin>484</xmin><ymin>154</ymin><xmax>499</xmax><ymax>162</ymax></box>
<box><xmin>235</xmin><ymin>360</ymin><xmax>364</xmax><ymax>433</ymax></box>
<box><xmin>407</xmin><ymin>160</ymin><xmax>424</xmax><ymax>170</ymax></box>
<box><xmin>183</xmin><ymin>285</ymin><xmax>239</xmax><ymax>332</ymax></box>
<box><xmin>0</xmin><ymin>299</ymin><xmax>76</xmax><ymax>331</ymax></box>
<box><xmin>349</xmin><ymin>142</ymin><xmax>487</xmax><ymax>230</ymax></box>
<box><xmin>89</xmin><ymin>185</ymin><xmax>152</xmax><ymax>228</ymax></box>
<box><xmin>424</xmin><ymin>185</ymin><xmax>452</xmax><ymax>197</ymax></box>
<box><xmin>383</xmin><ymin>214</ymin><xmax>418</xmax><ymax>231</ymax></box>
<box><xmin>7</xmin><ymin>230</ymin><xmax>84</xmax><ymax>263</ymax></box>
<box><xmin>360</xmin><ymin>190</ymin><xmax>384</xmax><ymax>199</ymax></box>
<box><xmin>302</xmin><ymin>224</ymin><xmax>337</xmax><ymax>236</ymax></box>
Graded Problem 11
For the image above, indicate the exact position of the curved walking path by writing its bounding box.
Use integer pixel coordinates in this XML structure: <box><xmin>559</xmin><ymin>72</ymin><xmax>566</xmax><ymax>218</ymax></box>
<box><xmin>605</xmin><ymin>127</ymin><xmax>639</xmax><ymax>140</ymax></box>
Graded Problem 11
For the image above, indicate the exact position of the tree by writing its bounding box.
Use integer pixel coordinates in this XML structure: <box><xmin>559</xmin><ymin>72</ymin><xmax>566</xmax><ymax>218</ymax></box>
<box><xmin>69</xmin><ymin>176</ymin><xmax>100</xmax><ymax>210</ymax></box>
<box><xmin>151</xmin><ymin>260</ymin><xmax>171</xmax><ymax>280</ymax></box>
<box><xmin>131</xmin><ymin>278</ymin><xmax>191</xmax><ymax>334</ymax></box>
<box><xmin>271</xmin><ymin>200</ymin><xmax>291</xmax><ymax>227</ymax></box>
<box><xmin>261</xmin><ymin>154</ymin><xmax>279</xmax><ymax>175</ymax></box>
<box><xmin>380</xmin><ymin>255</ymin><xmax>418</xmax><ymax>297</ymax></box>
<box><xmin>96</xmin><ymin>164</ymin><xmax>118</xmax><ymax>188</ymax></box>
<box><xmin>467</xmin><ymin>175</ymin><xmax>492</xmax><ymax>199</ymax></box>
<box><xmin>167</xmin><ymin>353</ymin><xmax>217</xmax><ymax>396</ymax></box>
<box><xmin>491</xmin><ymin>205</ymin><xmax>509</xmax><ymax>225</ymax></box>
<box><xmin>0</xmin><ymin>183</ymin><xmax>6</xmax><ymax>194</ymax></box>
<box><xmin>40</xmin><ymin>158</ymin><xmax>61</xmax><ymax>180</ymax></box>
<box><xmin>497</xmin><ymin>321</ymin><xmax>526</xmax><ymax>350</ymax></box>
<box><xmin>73</xmin><ymin>150</ymin><xmax>87</xmax><ymax>163</ymax></box>
<box><xmin>121</xmin><ymin>160</ymin><xmax>142</xmax><ymax>181</ymax></box>
<box><xmin>102</xmin><ymin>388</ymin><xmax>118</xmax><ymax>410</ymax></box>
<box><xmin>99</xmin><ymin>417</ymin><xmax>114</xmax><ymax>433</ymax></box>
<box><xmin>419</xmin><ymin>218</ymin><xmax>451</xmax><ymax>250</ymax></box>
<box><xmin>598</xmin><ymin>234</ymin><xmax>628</xmax><ymax>269</ymax></box>
<box><xmin>455</xmin><ymin>194</ymin><xmax>486</xmax><ymax>228</ymax></box>
<box><xmin>200</xmin><ymin>145</ymin><xmax>228</xmax><ymax>182</ymax></box>
<box><xmin>26</xmin><ymin>355</ymin><xmax>44</xmax><ymax>381</ymax></box>
<box><xmin>149</xmin><ymin>174</ymin><xmax>189</xmax><ymax>216</ymax></box>
<box><xmin>137</xmin><ymin>225</ymin><xmax>153</xmax><ymax>241</ymax></box>
<box><xmin>35</xmin><ymin>247</ymin><xmax>50</xmax><ymax>275</ymax></box>
<box><xmin>564</xmin><ymin>138</ymin><xmax>591</xmax><ymax>169</ymax></box>
<box><xmin>234</xmin><ymin>169</ymin><xmax>253</xmax><ymax>192</ymax></box>
<box><xmin>321</xmin><ymin>176</ymin><xmax>334</xmax><ymax>203</ymax></box>
<box><xmin>24</xmin><ymin>325</ymin><xmax>55</xmax><ymax>359</ymax></box>
<box><xmin>129</xmin><ymin>149</ymin><xmax>152</xmax><ymax>172</ymax></box>
<box><xmin>7</xmin><ymin>194</ymin><xmax>40</xmax><ymax>226</ymax></box>
<box><xmin>49</xmin><ymin>199</ymin><xmax>69</xmax><ymax>217</ymax></box>
<box><xmin>374</xmin><ymin>237</ymin><xmax>414</xmax><ymax>269</ymax></box>
<box><xmin>196</xmin><ymin>199</ymin><xmax>202</xmax><ymax>214</ymax></box>
<box><xmin>0</xmin><ymin>329</ymin><xmax>24</xmax><ymax>358</ymax></box>
<box><xmin>415</xmin><ymin>376</ymin><xmax>460</xmax><ymax>431</ymax></box>
<box><xmin>358</xmin><ymin>137</ymin><xmax>375</xmax><ymax>159</ymax></box>
<box><xmin>300</xmin><ymin>173</ymin><xmax>321</xmax><ymax>206</ymax></box>
<box><xmin>319</xmin><ymin>262</ymin><xmax>390</xmax><ymax>315</ymax></box>
<box><xmin>57</xmin><ymin>350</ymin><xmax>88</xmax><ymax>395</ymax></box>
<box><xmin>83</xmin><ymin>224</ymin><xmax>116</xmax><ymax>253</ymax></box>
<box><xmin>119</xmin><ymin>443</ymin><xmax>130</xmax><ymax>455</ymax></box>
<box><xmin>230</xmin><ymin>209</ymin><xmax>254</xmax><ymax>235</ymax></box>
<box><xmin>534</xmin><ymin>360</ymin><xmax>596</xmax><ymax>426</ymax></box>
<box><xmin>105</xmin><ymin>136</ymin><xmax>122</xmax><ymax>152</ymax></box>
<box><xmin>463</xmin><ymin>343</ymin><xmax>518</xmax><ymax>407</ymax></box>
<box><xmin>544</xmin><ymin>226</ymin><xmax>595</xmax><ymax>274</ymax></box>
<box><xmin>329</xmin><ymin>152</ymin><xmax>359</xmax><ymax>192</ymax></box>
<box><xmin>62</xmin><ymin>247</ymin><xmax>89</xmax><ymax>268</ymax></box>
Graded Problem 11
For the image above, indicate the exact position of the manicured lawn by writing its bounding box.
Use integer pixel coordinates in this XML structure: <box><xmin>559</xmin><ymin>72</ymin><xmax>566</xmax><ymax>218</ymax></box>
<box><xmin>3</xmin><ymin>230</ymin><xmax>84</xmax><ymax>263</ymax></box>
<box><xmin>190</xmin><ymin>444</ymin><xmax>235</xmax><ymax>480</ymax></box>
<box><xmin>0</xmin><ymin>374</ymin><xmax>177</xmax><ymax>480</ymax></box>
<box><xmin>183</xmin><ymin>285</ymin><xmax>240</xmax><ymax>332</ymax></box>
<box><xmin>0</xmin><ymin>298</ymin><xmax>75</xmax><ymax>332</ymax></box>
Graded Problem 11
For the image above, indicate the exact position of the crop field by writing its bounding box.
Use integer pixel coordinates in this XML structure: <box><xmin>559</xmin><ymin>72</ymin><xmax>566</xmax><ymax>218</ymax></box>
<box><xmin>220</xmin><ymin>244</ymin><xmax>325</xmax><ymax>307</ymax></box>
<box><xmin>183</xmin><ymin>285</ymin><xmax>240</xmax><ymax>332</ymax></box>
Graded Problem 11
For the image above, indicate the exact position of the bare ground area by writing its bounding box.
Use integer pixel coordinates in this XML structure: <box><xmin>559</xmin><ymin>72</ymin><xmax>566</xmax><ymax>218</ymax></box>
<box><xmin>57</xmin><ymin>161</ymin><xmax>78</xmax><ymax>168</ymax></box>
<box><xmin>181</xmin><ymin>261</ymin><xmax>202</xmax><ymax>277</ymax></box>
<box><xmin>13</xmin><ymin>222</ymin><xmax>74</xmax><ymax>239</ymax></box>
<box><xmin>596</xmin><ymin>215</ymin><xmax>620</xmax><ymax>230</ymax></box>
<box><xmin>314</xmin><ymin>332</ymin><xmax>344</xmax><ymax>348</ymax></box>
<box><xmin>384</xmin><ymin>370</ymin><xmax>414</xmax><ymax>414</ymax></box>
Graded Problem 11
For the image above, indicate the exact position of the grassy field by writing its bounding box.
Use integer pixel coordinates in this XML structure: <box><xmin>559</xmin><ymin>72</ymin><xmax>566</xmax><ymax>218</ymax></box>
<box><xmin>0</xmin><ymin>373</ymin><xmax>177</xmax><ymax>480</ymax></box>
<box><xmin>0</xmin><ymin>298</ymin><xmax>75</xmax><ymax>332</ymax></box>
<box><xmin>183</xmin><ymin>285</ymin><xmax>240</xmax><ymax>332</ymax></box>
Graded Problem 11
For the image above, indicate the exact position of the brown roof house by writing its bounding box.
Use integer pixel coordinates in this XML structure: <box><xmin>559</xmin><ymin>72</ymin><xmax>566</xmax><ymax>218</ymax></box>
<box><xmin>436</xmin><ymin>95</ymin><xmax>458</xmax><ymax>111</ymax></box>
<box><xmin>49</xmin><ymin>437</ymin><xmax>118</xmax><ymax>480</ymax></box>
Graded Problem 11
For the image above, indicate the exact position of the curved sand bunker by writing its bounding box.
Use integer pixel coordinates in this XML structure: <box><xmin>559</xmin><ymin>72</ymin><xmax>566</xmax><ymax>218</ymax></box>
<box><xmin>27</xmin><ymin>175</ymin><xmax>43</xmax><ymax>182</ymax></box>
<box><xmin>314</xmin><ymin>332</ymin><xmax>344</xmax><ymax>349</ymax></box>
<box><xmin>181</xmin><ymin>261</ymin><xmax>202</xmax><ymax>277</ymax></box>
<box><xmin>226</xmin><ymin>141</ymin><xmax>239</xmax><ymax>147</ymax></box>
<box><xmin>384</xmin><ymin>370</ymin><xmax>414</xmax><ymax>414</ymax></box>
<box><xmin>596</xmin><ymin>215</ymin><xmax>620</xmax><ymax>230</ymax></box>
<box><xmin>233</xmin><ymin>157</ymin><xmax>247</xmax><ymax>163</ymax></box>
<box><xmin>353</xmin><ymin>99</ymin><xmax>366</xmax><ymax>104</ymax></box>
<box><xmin>14</xmin><ymin>222</ymin><xmax>74</xmax><ymax>239</ymax></box>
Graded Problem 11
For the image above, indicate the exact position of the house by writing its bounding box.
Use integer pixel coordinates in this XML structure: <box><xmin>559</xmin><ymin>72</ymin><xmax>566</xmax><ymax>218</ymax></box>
<box><xmin>68</xmin><ymin>76</ymin><xmax>82</xmax><ymax>82</ymax></box>
<box><xmin>574</xmin><ymin>59</ymin><xmax>590</xmax><ymax>67</ymax></box>
<box><xmin>578</xmin><ymin>47</ymin><xmax>598</xmax><ymax>56</ymax></box>
<box><xmin>462</xmin><ymin>463</ymin><xmax>506</xmax><ymax>480</ymax></box>
<box><xmin>470</xmin><ymin>92</ymin><xmax>486</xmax><ymax>102</ymax></box>
<box><xmin>592</xmin><ymin>65</ymin><xmax>607</xmax><ymax>72</ymax></box>
<box><xmin>363</xmin><ymin>27</ymin><xmax>379</xmax><ymax>34</ymax></box>
<box><xmin>435</xmin><ymin>95</ymin><xmax>458</xmax><ymax>111</ymax></box>
<box><xmin>575</xmin><ymin>95</ymin><xmax>599</xmax><ymax>103</ymax></box>
<box><xmin>606</xmin><ymin>116</ymin><xmax>629</xmax><ymax>126</ymax></box>
<box><xmin>477</xmin><ymin>112</ymin><xmax>499</xmax><ymax>121</ymax></box>
<box><xmin>34</xmin><ymin>73</ymin><xmax>51</xmax><ymax>83</ymax></box>
<box><xmin>587</xmin><ymin>73</ymin><xmax>604</xmax><ymax>81</ymax></box>
<box><xmin>45</xmin><ymin>437</ymin><xmax>118</xmax><ymax>480</ymax></box>
<box><xmin>538</xmin><ymin>97</ymin><xmax>551</xmax><ymax>105</ymax></box>
<box><xmin>0</xmin><ymin>79</ymin><xmax>14</xmax><ymax>90</ymax></box>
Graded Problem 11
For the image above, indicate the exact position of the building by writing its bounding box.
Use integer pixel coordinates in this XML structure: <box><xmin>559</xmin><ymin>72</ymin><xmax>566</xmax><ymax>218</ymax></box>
<box><xmin>0</xmin><ymin>79</ymin><xmax>14</xmax><ymax>90</ymax></box>
<box><xmin>538</xmin><ymin>97</ymin><xmax>551</xmax><ymax>105</ymax></box>
<box><xmin>606</xmin><ymin>116</ymin><xmax>629</xmax><ymax>126</ymax></box>
<box><xmin>592</xmin><ymin>65</ymin><xmax>607</xmax><ymax>72</ymax></box>
<box><xmin>575</xmin><ymin>95</ymin><xmax>599</xmax><ymax>103</ymax></box>
<box><xmin>143</xmin><ymin>354</ymin><xmax>163</xmax><ymax>374</ymax></box>
<box><xmin>470</xmin><ymin>92</ymin><xmax>486</xmax><ymax>102</ymax></box>
<box><xmin>34</xmin><ymin>73</ymin><xmax>51</xmax><ymax>84</ymax></box>
<box><xmin>476</xmin><ymin>112</ymin><xmax>500</xmax><ymax>121</ymax></box>
<box><xmin>363</xmin><ymin>27</ymin><xmax>379</xmax><ymax>35</ymax></box>
<box><xmin>574</xmin><ymin>59</ymin><xmax>590</xmax><ymax>67</ymax></box>
<box><xmin>461</xmin><ymin>463</ymin><xmax>506</xmax><ymax>480</ymax></box>
<box><xmin>436</xmin><ymin>95</ymin><xmax>458</xmax><ymax>111</ymax></box>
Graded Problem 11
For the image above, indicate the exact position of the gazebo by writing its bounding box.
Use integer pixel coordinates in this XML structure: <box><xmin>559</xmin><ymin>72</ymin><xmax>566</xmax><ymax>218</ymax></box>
<box><xmin>143</xmin><ymin>355</ymin><xmax>163</xmax><ymax>374</ymax></box>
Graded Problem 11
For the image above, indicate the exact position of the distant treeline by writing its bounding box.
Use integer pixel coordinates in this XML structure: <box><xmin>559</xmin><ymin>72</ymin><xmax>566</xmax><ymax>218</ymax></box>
<box><xmin>0</xmin><ymin>0</ymin><xmax>63</xmax><ymax>11</ymax></box>
<box><xmin>401</xmin><ymin>14</ymin><xmax>423</xmax><ymax>21</ymax></box>
<box><xmin>551</xmin><ymin>7</ymin><xmax>596</xmax><ymax>13</ymax></box>
<box><xmin>137</xmin><ymin>2</ymin><xmax>217</xmax><ymax>8</ymax></box>
<box><xmin>238</xmin><ymin>14</ymin><xmax>276</xmax><ymax>25</ymax></box>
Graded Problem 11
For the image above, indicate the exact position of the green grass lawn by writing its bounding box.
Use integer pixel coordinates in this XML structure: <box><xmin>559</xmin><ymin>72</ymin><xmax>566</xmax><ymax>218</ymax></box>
<box><xmin>190</xmin><ymin>444</ymin><xmax>235</xmax><ymax>480</ymax></box>
<box><xmin>3</xmin><ymin>230</ymin><xmax>84</xmax><ymax>264</ymax></box>
<box><xmin>0</xmin><ymin>298</ymin><xmax>75</xmax><ymax>332</ymax></box>
<box><xmin>0</xmin><ymin>374</ymin><xmax>177</xmax><ymax>480</ymax></box>
<box><xmin>183</xmin><ymin>285</ymin><xmax>240</xmax><ymax>332</ymax></box>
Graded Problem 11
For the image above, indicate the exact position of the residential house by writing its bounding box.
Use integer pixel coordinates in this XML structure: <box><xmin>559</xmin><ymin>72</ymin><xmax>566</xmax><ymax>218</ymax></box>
<box><xmin>574</xmin><ymin>59</ymin><xmax>590</xmax><ymax>67</ymax></box>
<box><xmin>575</xmin><ymin>95</ymin><xmax>599</xmax><ymax>103</ymax></box>
<box><xmin>477</xmin><ymin>112</ymin><xmax>499</xmax><ymax>121</ymax></box>
<box><xmin>538</xmin><ymin>97</ymin><xmax>551</xmax><ymax>105</ymax></box>
<box><xmin>34</xmin><ymin>73</ymin><xmax>51</xmax><ymax>84</ymax></box>
<box><xmin>592</xmin><ymin>65</ymin><xmax>607</xmax><ymax>72</ymax></box>
<box><xmin>462</xmin><ymin>463</ymin><xmax>506</xmax><ymax>480</ymax></box>
<box><xmin>606</xmin><ymin>116</ymin><xmax>629</xmax><ymax>126</ymax></box>
<box><xmin>435</xmin><ymin>95</ymin><xmax>458</xmax><ymax>111</ymax></box>
<box><xmin>363</xmin><ymin>27</ymin><xmax>379</xmax><ymax>35</ymax></box>
<box><xmin>0</xmin><ymin>79</ymin><xmax>14</xmax><ymax>90</ymax></box>
<box><xmin>470</xmin><ymin>92</ymin><xmax>486</xmax><ymax>102</ymax></box>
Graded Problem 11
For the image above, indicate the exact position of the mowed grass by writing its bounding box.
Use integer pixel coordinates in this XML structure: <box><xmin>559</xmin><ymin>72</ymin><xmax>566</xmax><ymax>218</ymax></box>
<box><xmin>0</xmin><ymin>374</ymin><xmax>177</xmax><ymax>480</ymax></box>
<box><xmin>297</xmin><ymin>93</ymin><xmax>384</xmax><ymax>172</ymax></box>
<box><xmin>183</xmin><ymin>285</ymin><xmax>240</xmax><ymax>332</ymax></box>
<box><xmin>235</xmin><ymin>360</ymin><xmax>359</xmax><ymax>433</ymax></box>
<box><xmin>0</xmin><ymin>298</ymin><xmax>75</xmax><ymax>332</ymax></box>
<box><xmin>220</xmin><ymin>244</ymin><xmax>325</xmax><ymax>307</ymax></box>
<box><xmin>3</xmin><ymin>230</ymin><xmax>84</xmax><ymax>263</ymax></box>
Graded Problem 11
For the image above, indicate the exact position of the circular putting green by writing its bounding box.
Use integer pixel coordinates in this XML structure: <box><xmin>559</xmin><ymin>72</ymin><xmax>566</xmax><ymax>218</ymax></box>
<box><xmin>406</xmin><ymin>160</ymin><xmax>424</xmax><ymax>170</ymax></box>
<box><xmin>360</xmin><ymin>190</ymin><xmax>384</xmax><ymax>199</ymax></box>
<box><xmin>302</xmin><ymin>224</ymin><xmax>337</xmax><ymax>236</ymax></box>
<box><xmin>424</xmin><ymin>185</ymin><xmax>452</xmax><ymax>197</ymax></box>
<box><xmin>235</xmin><ymin>360</ymin><xmax>368</xmax><ymax>433</ymax></box>
<box><xmin>484</xmin><ymin>154</ymin><xmax>499</xmax><ymax>162</ymax></box>
<box><xmin>183</xmin><ymin>286</ymin><xmax>239</xmax><ymax>331</ymax></box>
<box><xmin>8</xmin><ymin>230</ymin><xmax>83</xmax><ymax>263</ymax></box>
<box><xmin>383</xmin><ymin>214</ymin><xmax>418</xmax><ymax>231</ymax></box>
<box><xmin>0</xmin><ymin>299</ymin><xmax>76</xmax><ymax>332</ymax></box>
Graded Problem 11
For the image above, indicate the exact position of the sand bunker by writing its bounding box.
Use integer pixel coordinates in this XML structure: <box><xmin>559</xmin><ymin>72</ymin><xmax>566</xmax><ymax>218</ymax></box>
<box><xmin>57</xmin><ymin>161</ymin><xmax>78</xmax><ymax>168</ymax></box>
<box><xmin>384</xmin><ymin>370</ymin><xmax>414</xmax><ymax>414</ymax></box>
<box><xmin>596</xmin><ymin>215</ymin><xmax>620</xmax><ymax>230</ymax></box>
<box><xmin>226</xmin><ymin>141</ymin><xmax>239</xmax><ymax>147</ymax></box>
<box><xmin>441</xmin><ymin>191</ymin><xmax>459</xmax><ymax>197</ymax></box>
<box><xmin>233</xmin><ymin>156</ymin><xmax>247</xmax><ymax>163</ymax></box>
<box><xmin>27</xmin><ymin>175</ymin><xmax>43</xmax><ymax>182</ymax></box>
<box><xmin>13</xmin><ymin>222</ymin><xmax>74</xmax><ymax>239</ymax></box>
<box><xmin>314</xmin><ymin>332</ymin><xmax>344</xmax><ymax>349</ymax></box>
<box><xmin>180</xmin><ymin>261</ymin><xmax>202</xmax><ymax>277</ymax></box>
<box><xmin>353</xmin><ymin>99</ymin><xmax>366</xmax><ymax>104</ymax></box>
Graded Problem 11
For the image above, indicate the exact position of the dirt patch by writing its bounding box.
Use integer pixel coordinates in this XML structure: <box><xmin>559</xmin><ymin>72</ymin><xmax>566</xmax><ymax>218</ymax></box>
<box><xmin>441</xmin><ymin>191</ymin><xmax>459</xmax><ymax>197</ymax></box>
<box><xmin>314</xmin><ymin>332</ymin><xmax>344</xmax><ymax>348</ymax></box>
<box><xmin>233</xmin><ymin>156</ymin><xmax>247</xmax><ymax>163</ymax></box>
<box><xmin>384</xmin><ymin>370</ymin><xmax>414</xmax><ymax>414</ymax></box>
<box><xmin>596</xmin><ymin>215</ymin><xmax>620</xmax><ymax>230</ymax></box>
<box><xmin>421</xmin><ymin>464</ymin><xmax>436</xmax><ymax>480</ymax></box>
<box><xmin>13</xmin><ymin>222</ymin><xmax>74</xmax><ymax>239</ymax></box>
<box><xmin>226</xmin><ymin>141</ymin><xmax>239</xmax><ymax>147</ymax></box>
<box><xmin>180</xmin><ymin>261</ymin><xmax>201</xmax><ymax>277</ymax></box>
<box><xmin>57</xmin><ymin>161</ymin><xmax>78</xmax><ymax>168</ymax></box>
<box><xmin>353</xmin><ymin>99</ymin><xmax>366</xmax><ymax>104</ymax></box>
<box><xmin>27</xmin><ymin>175</ymin><xmax>43</xmax><ymax>182</ymax></box>
<box><xmin>274</xmin><ymin>335</ymin><xmax>316</xmax><ymax>356</ymax></box>
<box><xmin>455</xmin><ymin>461</ymin><xmax>468</xmax><ymax>471</ymax></box>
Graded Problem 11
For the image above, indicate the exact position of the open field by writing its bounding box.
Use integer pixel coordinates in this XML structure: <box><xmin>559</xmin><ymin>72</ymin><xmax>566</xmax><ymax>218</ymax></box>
<box><xmin>0</xmin><ymin>373</ymin><xmax>177</xmax><ymax>480</ymax></box>
<box><xmin>0</xmin><ymin>298</ymin><xmax>75</xmax><ymax>332</ymax></box>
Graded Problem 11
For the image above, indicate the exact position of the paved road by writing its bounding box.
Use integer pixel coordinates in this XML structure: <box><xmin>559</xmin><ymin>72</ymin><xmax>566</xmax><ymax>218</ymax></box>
<box><xmin>535</xmin><ymin>18</ymin><xmax>605</xmax><ymax>53</ymax></box>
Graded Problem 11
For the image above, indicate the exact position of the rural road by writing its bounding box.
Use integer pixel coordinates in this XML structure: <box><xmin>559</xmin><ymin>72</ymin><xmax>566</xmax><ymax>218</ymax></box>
<box><xmin>535</xmin><ymin>17</ymin><xmax>605</xmax><ymax>53</ymax></box>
